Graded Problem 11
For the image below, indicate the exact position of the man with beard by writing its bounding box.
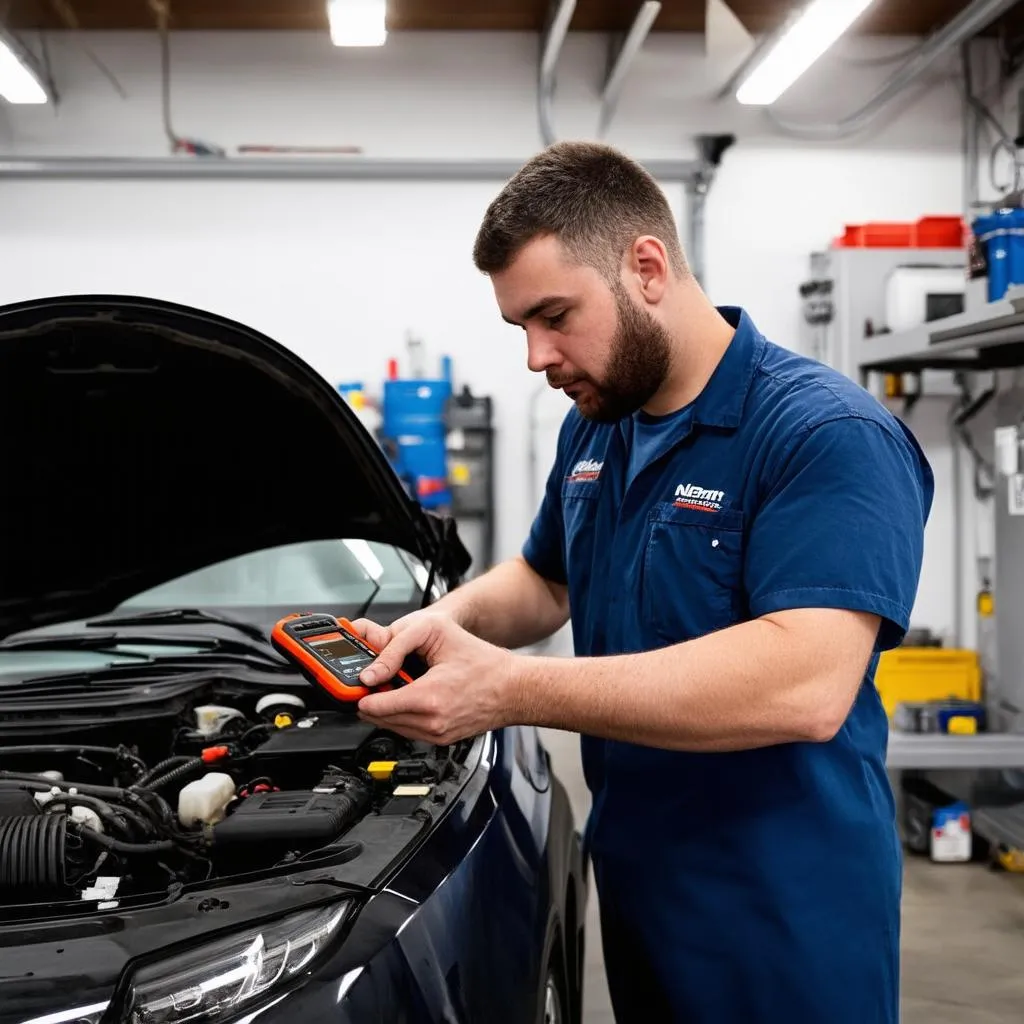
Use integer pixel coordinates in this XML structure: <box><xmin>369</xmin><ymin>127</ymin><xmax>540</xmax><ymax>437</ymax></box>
<box><xmin>353</xmin><ymin>141</ymin><xmax>933</xmax><ymax>1023</ymax></box>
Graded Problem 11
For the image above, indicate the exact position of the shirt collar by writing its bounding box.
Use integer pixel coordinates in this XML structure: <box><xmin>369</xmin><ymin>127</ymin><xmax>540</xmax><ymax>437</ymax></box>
<box><xmin>691</xmin><ymin>306</ymin><xmax>765</xmax><ymax>431</ymax></box>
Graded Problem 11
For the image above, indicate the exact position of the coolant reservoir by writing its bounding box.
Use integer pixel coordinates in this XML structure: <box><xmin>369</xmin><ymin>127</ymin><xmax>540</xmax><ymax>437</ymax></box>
<box><xmin>193</xmin><ymin>704</ymin><xmax>246</xmax><ymax>738</ymax></box>
<box><xmin>178</xmin><ymin>772</ymin><xmax>236</xmax><ymax>827</ymax></box>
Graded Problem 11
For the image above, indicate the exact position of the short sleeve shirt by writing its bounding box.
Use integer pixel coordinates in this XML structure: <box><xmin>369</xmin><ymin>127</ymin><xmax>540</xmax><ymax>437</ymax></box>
<box><xmin>522</xmin><ymin>306</ymin><xmax>934</xmax><ymax>1021</ymax></box>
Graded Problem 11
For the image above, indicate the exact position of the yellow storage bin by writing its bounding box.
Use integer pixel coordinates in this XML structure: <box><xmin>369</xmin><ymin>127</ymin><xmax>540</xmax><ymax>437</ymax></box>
<box><xmin>874</xmin><ymin>647</ymin><xmax>981</xmax><ymax>719</ymax></box>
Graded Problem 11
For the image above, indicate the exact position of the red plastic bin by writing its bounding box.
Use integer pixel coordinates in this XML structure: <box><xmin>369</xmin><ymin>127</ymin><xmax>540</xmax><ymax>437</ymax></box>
<box><xmin>833</xmin><ymin>215</ymin><xmax>965</xmax><ymax>249</ymax></box>
<box><xmin>915</xmin><ymin>216</ymin><xmax>965</xmax><ymax>247</ymax></box>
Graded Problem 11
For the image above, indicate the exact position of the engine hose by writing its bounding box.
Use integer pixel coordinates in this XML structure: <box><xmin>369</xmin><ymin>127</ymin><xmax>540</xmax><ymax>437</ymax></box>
<box><xmin>44</xmin><ymin>794</ymin><xmax>128</xmax><ymax>839</ymax></box>
<box><xmin>69</xmin><ymin>822</ymin><xmax>175</xmax><ymax>855</ymax></box>
<box><xmin>107</xmin><ymin>804</ymin><xmax>159</xmax><ymax>841</ymax></box>
<box><xmin>0</xmin><ymin>771</ymin><xmax>135</xmax><ymax>801</ymax></box>
<box><xmin>240</xmin><ymin>723</ymin><xmax>273</xmax><ymax>747</ymax></box>
<box><xmin>44</xmin><ymin>795</ymin><xmax>153</xmax><ymax>843</ymax></box>
<box><xmin>136</xmin><ymin>755</ymin><xmax>194</xmax><ymax>787</ymax></box>
<box><xmin>124</xmin><ymin>789</ymin><xmax>175</xmax><ymax>829</ymax></box>
<box><xmin>0</xmin><ymin>774</ymin><xmax>170</xmax><ymax>832</ymax></box>
<box><xmin>0</xmin><ymin>744</ymin><xmax>147</xmax><ymax>776</ymax></box>
<box><xmin>0</xmin><ymin>814</ymin><xmax>66</xmax><ymax>891</ymax></box>
<box><xmin>138</xmin><ymin>757</ymin><xmax>203</xmax><ymax>793</ymax></box>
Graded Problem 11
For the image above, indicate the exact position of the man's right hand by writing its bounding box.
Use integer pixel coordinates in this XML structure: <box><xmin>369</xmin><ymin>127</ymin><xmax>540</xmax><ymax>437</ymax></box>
<box><xmin>348</xmin><ymin>605</ymin><xmax>461</xmax><ymax>668</ymax></box>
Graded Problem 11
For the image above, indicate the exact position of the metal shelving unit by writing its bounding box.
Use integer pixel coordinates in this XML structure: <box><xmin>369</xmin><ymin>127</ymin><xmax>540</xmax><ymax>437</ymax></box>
<box><xmin>861</xmin><ymin>290</ymin><xmax>1024</xmax><ymax>771</ymax></box>
<box><xmin>856</xmin><ymin>286</ymin><xmax>1024</xmax><ymax>381</ymax></box>
<box><xmin>973</xmin><ymin>805</ymin><xmax>1024</xmax><ymax>850</ymax></box>
<box><xmin>445</xmin><ymin>388</ymin><xmax>495</xmax><ymax>579</ymax></box>
<box><xmin>887</xmin><ymin>731</ymin><xmax>1024</xmax><ymax>769</ymax></box>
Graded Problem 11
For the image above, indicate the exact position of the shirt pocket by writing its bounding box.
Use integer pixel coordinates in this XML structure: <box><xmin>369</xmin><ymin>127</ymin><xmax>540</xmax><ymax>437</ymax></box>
<box><xmin>642</xmin><ymin>503</ymin><xmax>745</xmax><ymax>643</ymax></box>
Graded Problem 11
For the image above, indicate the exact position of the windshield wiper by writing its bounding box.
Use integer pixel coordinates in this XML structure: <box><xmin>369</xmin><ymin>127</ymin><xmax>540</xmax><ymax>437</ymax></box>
<box><xmin>351</xmin><ymin>578</ymin><xmax>382</xmax><ymax>621</ymax></box>
<box><xmin>86</xmin><ymin>607</ymin><xmax>269</xmax><ymax>644</ymax></box>
<box><xmin>0</xmin><ymin>634</ymin><xmax>154</xmax><ymax>660</ymax></box>
<box><xmin>11</xmin><ymin>657</ymin><xmax>292</xmax><ymax>691</ymax></box>
<box><xmin>0</xmin><ymin>631</ymin><xmax>287</xmax><ymax>670</ymax></box>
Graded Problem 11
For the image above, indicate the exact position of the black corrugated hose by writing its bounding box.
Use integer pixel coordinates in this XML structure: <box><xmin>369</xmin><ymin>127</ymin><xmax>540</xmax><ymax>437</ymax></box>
<box><xmin>135</xmin><ymin>755</ymin><xmax>194</xmax><ymax>787</ymax></box>
<box><xmin>138</xmin><ymin>757</ymin><xmax>203</xmax><ymax>792</ymax></box>
<box><xmin>0</xmin><ymin>814</ymin><xmax>66</xmax><ymax>890</ymax></box>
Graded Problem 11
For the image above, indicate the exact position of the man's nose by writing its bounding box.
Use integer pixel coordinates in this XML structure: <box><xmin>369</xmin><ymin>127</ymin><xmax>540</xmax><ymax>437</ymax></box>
<box><xmin>526</xmin><ymin>328</ymin><xmax>561</xmax><ymax>374</ymax></box>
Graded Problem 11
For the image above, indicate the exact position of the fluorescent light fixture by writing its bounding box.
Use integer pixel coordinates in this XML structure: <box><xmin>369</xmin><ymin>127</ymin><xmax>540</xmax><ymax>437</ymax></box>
<box><xmin>0</xmin><ymin>36</ymin><xmax>48</xmax><ymax>104</ymax></box>
<box><xmin>736</xmin><ymin>0</ymin><xmax>876</xmax><ymax>106</ymax></box>
<box><xmin>327</xmin><ymin>0</ymin><xmax>387</xmax><ymax>47</ymax></box>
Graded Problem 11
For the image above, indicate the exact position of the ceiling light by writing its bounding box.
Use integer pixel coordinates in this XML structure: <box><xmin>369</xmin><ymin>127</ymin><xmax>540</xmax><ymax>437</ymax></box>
<box><xmin>735</xmin><ymin>0</ymin><xmax>876</xmax><ymax>106</ymax></box>
<box><xmin>327</xmin><ymin>0</ymin><xmax>387</xmax><ymax>47</ymax></box>
<box><xmin>0</xmin><ymin>36</ymin><xmax>47</xmax><ymax>104</ymax></box>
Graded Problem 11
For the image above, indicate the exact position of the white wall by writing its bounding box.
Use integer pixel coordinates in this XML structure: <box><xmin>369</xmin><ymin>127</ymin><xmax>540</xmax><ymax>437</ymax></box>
<box><xmin>0</xmin><ymin>28</ymin><xmax>971</xmax><ymax>640</ymax></box>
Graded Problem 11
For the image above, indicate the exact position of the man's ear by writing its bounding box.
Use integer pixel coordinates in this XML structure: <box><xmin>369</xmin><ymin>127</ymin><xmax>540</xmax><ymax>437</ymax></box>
<box><xmin>627</xmin><ymin>235</ymin><xmax>670</xmax><ymax>304</ymax></box>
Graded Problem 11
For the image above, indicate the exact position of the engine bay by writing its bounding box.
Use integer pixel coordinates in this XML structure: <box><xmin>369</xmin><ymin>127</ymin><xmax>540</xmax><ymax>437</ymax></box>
<box><xmin>0</xmin><ymin>680</ymin><xmax>464</xmax><ymax>914</ymax></box>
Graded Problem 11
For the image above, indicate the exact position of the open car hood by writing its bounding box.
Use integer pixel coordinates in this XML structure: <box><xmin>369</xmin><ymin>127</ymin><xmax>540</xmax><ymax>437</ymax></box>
<box><xmin>0</xmin><ymin>295</ymin><xmax>470</xmax><ymax>639</ymax></box>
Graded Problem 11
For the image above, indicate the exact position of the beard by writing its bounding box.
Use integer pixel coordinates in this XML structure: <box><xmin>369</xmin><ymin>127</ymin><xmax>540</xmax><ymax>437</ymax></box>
<box><xmin>548</xmin><ymin>283</ymin><xmax>672</xmax><ymax>424</ymax></box>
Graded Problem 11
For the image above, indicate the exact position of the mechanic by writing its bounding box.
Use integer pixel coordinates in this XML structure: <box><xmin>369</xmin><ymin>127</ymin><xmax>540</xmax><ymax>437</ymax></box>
<box><xmin>353</xmin><ymin>140</ymin><xmax>933</xmax><ymax>1023</ymax></box>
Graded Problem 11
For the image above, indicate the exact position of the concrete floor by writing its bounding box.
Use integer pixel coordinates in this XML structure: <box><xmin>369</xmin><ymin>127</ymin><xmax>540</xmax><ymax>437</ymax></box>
<box><xmin>539</xmin><ymin>727</ymin><xmax>1024</xmax><ymax>1023</ymax></box>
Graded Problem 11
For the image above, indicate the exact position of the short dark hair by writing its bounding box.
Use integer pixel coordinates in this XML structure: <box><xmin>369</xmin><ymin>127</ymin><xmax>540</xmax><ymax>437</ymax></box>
<box><xmin>472</xmin><ymin>140</ymin><xmax>687</xmax><ymax>281</ymax></box>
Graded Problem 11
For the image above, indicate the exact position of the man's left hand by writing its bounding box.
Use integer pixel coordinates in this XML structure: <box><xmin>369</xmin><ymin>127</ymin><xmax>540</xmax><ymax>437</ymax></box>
<box><xmin>356</xmin><ymin>612</ymin><xmax>517</xmax><ymax>745</ymax></box>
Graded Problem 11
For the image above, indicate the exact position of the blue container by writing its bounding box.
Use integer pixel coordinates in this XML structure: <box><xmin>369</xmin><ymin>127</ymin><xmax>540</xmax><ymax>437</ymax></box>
<box><xmin>382</xmin><ymin>379</ymin><xmax>450</xmax><ymax>438</ymax></box>
<box><xmin>382</xmin><ymin>377</ymin><xmax>452</xmax><ymax>509</ymax></box>
<box><xmin>1010</xmin><ymin>208</ymin><xmax>1024</xmax><ymax>287</ymax></box>
<box><xmin>975</xmin><ymin>211</ymin><xmax>1013</xmax><ymax>302</ymax></box>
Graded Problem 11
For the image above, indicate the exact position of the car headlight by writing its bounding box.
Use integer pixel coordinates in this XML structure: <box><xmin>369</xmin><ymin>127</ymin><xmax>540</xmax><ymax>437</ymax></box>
<box><xmin>123</xmin><ymin>901</ymin><xmax>351</xmax><ymax>1024</ymax></box>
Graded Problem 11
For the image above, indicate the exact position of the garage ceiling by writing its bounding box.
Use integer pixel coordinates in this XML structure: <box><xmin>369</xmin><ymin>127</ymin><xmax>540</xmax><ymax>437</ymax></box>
<box><xmin>3</xmin><ymin>0</ymin><xmax>1021</xmax><ymax>36</ymax></box>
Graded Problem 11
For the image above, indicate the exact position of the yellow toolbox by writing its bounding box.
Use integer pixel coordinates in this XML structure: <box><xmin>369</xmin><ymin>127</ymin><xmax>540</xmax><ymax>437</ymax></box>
<box><xmin>874</xmin><ymin>647</ymin><xmax>982</xmax><ymax>719</ymax></box>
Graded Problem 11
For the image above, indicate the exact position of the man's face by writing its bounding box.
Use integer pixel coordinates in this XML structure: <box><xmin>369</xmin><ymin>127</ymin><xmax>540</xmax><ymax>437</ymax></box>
<box><xmin>492</xmin><ymin>234</ymin><xmax>672</xmax><ymax>423</ymax></box>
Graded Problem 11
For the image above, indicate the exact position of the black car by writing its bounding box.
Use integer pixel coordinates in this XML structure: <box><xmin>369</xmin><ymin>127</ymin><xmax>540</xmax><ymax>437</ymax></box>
<box><xmin>0</xmin><ymin>295</ymin><xmax>586</xmax><ymax>1024</ymax></box>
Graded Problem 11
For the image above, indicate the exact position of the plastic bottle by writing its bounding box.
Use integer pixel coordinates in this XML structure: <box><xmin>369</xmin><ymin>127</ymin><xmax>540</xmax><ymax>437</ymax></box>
<box><xmin>178</xmin><ymin>772</ymin><xmax>236</xmax><ymax>827</ymax></box>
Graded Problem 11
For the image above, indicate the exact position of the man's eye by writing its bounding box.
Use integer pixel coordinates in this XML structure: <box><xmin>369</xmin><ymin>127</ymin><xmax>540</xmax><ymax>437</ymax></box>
<box><xmin>546</xmin><ymin>311</ymin><xmax>567</xmax><ymax>328</ymax></box>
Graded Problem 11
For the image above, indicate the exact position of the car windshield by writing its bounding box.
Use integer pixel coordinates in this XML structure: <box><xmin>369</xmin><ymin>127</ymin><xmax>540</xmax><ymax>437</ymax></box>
<box><xmin>116</xmin><ymin>538</ymin><xmax>424</xmax><ymax>609</ymax></box>
<box><xmin>0</xmin><ymin>539</ymin><xmax>431</xmax><ymax>677</ymax></box>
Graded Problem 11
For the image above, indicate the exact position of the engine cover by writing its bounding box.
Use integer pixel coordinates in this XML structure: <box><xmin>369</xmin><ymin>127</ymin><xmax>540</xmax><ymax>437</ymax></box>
<box><xmin>213</xmin><ymin>787</ymin><xmax>369</xmax><ymax>845</ymax></box>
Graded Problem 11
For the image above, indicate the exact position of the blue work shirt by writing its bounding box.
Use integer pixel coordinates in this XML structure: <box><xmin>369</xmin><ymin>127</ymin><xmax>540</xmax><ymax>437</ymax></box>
<box><xmin>523</xmin><ymin>306</ymin><xmax>933</xmax><ymax>1022</ymax></box>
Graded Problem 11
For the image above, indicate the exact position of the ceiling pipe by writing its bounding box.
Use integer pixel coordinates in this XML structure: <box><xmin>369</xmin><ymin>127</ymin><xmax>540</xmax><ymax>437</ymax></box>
<box><xmin>760</xmin><ymin>0</ymin><xmax>1021</xmax><ymax>140</ymax></box>
<box><xmin>0</xmin><ymin>155</ymin><xmax>705</xmax><ymax>181</ymax></box>
<box><xmin>599</xmin><ymin>1</ymin><xmax>662</xmax><ymax>137</ymax></box>
<box><xmin>538</xmin><ymin>0</ymin><xmax>576</xmax><ymax>147</ymax></box>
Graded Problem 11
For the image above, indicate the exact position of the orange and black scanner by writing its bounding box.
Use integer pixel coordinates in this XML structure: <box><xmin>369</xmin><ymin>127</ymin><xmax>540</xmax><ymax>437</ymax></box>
<box><xmin>271</xmin><ymin>612</ymin><xmax>413</xmax><ymax>703</ymax></box>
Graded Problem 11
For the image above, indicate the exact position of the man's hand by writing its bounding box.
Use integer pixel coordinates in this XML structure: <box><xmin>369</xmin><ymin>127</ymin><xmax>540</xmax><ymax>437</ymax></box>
<box><xmin>351</xmin><ymin>612</ymin><xmax>516</xmax><ymax>745</ymax></box>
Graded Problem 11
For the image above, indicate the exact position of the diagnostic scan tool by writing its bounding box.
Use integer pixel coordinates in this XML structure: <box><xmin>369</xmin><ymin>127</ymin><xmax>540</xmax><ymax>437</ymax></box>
<box><xmin>271</xmin><ymin>612</ymin><xmax>413</xmax><ymax>703</ymax></box>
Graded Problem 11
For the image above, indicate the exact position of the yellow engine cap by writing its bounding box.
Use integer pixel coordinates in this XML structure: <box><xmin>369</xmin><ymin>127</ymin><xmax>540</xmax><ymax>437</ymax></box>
<box><xmin>274</xmin><ymin>713</ymin><xmax>294</xmax><ymax>728</ymax></box>
<box><xmin>367</xmin><ymin>760</ymin><xmax>398</xmax><ymax>780</ymax></box>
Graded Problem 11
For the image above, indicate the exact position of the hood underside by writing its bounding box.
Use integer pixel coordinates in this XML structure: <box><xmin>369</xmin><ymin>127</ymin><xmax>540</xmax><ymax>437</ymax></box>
<box><xmin>0</xmin><ymin>295</ymin><xmax>468</xmax><ymax>638</ymax></box>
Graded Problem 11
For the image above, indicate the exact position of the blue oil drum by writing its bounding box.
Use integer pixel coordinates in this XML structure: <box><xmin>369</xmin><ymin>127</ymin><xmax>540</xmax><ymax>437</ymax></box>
<box><xmin>382</xmin><ymin>378</ymin><xmax>452</xmax><ymax>509</ymax></box>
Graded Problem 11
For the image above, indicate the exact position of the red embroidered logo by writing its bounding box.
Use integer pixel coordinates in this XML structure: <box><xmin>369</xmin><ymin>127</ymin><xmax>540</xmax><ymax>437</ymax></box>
<box><xmin>567</xmin><ymin>458</ymin><xmax>603</xmax><ymax>483</ymax></box>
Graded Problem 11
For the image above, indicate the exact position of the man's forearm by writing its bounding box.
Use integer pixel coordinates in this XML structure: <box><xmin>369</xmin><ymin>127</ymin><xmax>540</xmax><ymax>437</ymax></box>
<box><xmin>508</xmin><ymin>609</ymin><xmax>878</xmax><ymax>751</ymax></box>
<box><xmin>432</xmin><ymin>556</ymin><xmax>569</xmax><ymax>650</ymax></box>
